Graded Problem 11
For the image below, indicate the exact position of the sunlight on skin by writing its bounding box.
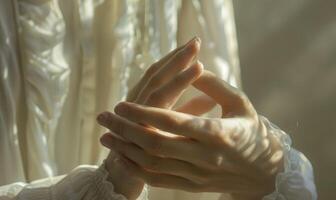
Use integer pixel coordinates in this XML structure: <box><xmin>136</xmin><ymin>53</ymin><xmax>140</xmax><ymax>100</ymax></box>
<box><xmin>98</xmin><ymin>37</ymin><xmax>203</xmax><ymax>199</ymax></box>
<box><xmin>97</xmin><ymin>38</ymin><xmax>284</xmax><ymax>199</ymax></box>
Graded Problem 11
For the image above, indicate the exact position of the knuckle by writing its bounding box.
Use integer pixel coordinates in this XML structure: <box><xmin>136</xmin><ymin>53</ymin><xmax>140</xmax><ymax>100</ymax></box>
<box><xmin>258</xmin><ymin>139</ymin><xmax>271</xmax><ymax>158</ymax></box>
<box><xmin>207</xmin><ymin>153</ymin><xmax>224</xmax><ymax>169</ymax></box>
<box><xmin>260</xmin><ymin>138</ymin><xmax>270</xmax><ymax>152</ymax></box>
<box><xmin>183</xmin><ymin>117</ymin><xmax>202</xmax><ymax>129</ymax></box>
<box><xmin>203</xmin><ymin>119</ymin><xmax>223</xmax><ymax>140</ymax></box>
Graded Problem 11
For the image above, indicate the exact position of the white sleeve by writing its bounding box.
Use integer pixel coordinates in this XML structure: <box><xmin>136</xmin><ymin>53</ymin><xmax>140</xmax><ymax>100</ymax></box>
<box><xmin>0</xmin><ymin>164</ymin><xmax>129</xmax><ymax>200</ymax></box>
<box><xmin>260</xmin><ymin>116</ymin><xmax>317</xmax><ymax>200</ymax></box>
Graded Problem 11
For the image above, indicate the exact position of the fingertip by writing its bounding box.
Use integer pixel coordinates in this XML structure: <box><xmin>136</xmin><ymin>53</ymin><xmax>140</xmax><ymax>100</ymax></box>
<box><xmin>194</xmin><ymin>36</ymin><xmax>202</xmax><ymax>47</ymax></box>
<box><xmin>183</xmin><ymin>37</ymin><xmax>201</xmax><ymax>56</ymax></box>
<box><xmin>100</xmin><ymin>133</ymin><xmax>107</xmax><ymax>142</ymax></box>
<box><xmin>114</xmin><ymin>101</ymin><xmax>128</xmax><ymax>115</ymax></box>
<box><xmin>116</xmin><ymin>101</ymin><xmax>140</xmax><ymax>113</ymax></box>
<box><xmin>186</xmin><ymin>36</ymin><xmax>201</xmax><ymax>46</ymax></box>
<box><xmin>195</xmin><ymin>60</ymin><xmax>204</xmax><ymax>73</ymax></box>
<box><xmin>100</xmin><ymin>132</ymin><xmax>111</xmax><ymax>147</ymax></box>
<box><xmin>190</xmin><ymin>38</ymin><xmax>201</xmax><ymax>53</ymax></box>
<box><xmin>97</xmin><ymin>111</ymin><xmax>110</xmax><ymax>124</ymax></box>
<box><xmin>189</xmin><ymin>60</ymin><xmax>204</xmax><ymax>77</ymax></box>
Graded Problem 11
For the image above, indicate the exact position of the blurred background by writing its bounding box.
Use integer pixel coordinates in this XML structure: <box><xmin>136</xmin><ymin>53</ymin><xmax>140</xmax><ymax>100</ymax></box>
<box><xmin>232</xmin><ymin>0</ymin><xmax>336</xmax><ymax>199</ymax></box>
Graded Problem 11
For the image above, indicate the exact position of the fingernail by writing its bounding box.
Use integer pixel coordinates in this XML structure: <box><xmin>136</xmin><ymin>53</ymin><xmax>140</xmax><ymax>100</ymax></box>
<box><xmin>196</xmin><ymin>61</ymin><xmax>204</xmax><ymax>75</ymax></box>
<box><xmin>194</xmin><ymin>36</ymin><xmax>201</xmax><ymax>45</ymax></box>
<box><xmin>100</xmin><ymin>134</ymin><xmax>110</xmax><ymax>147</ymax></box>
<box><xmin>183</xmin><ymin>40</ymin><xmax>200</xmax><ymax>55</ymax></box>
<box><xmin>114</xmin><ymin>102</ymin><xmax>127</xmax><ymax>115</ymax></box>
<box><xmin>187</xmin><ymin>61</ymin><xmax>203</xmax><ymax>77</ymax></box>
<box><xmin>97</xmin><ymin>112</ymin><xmax>109</xmax><ymax>124</ymax></box>
<box><xmin>100</xmin><ymin>137</ymin><xmax>108</xmax><ymax>147</ymax></box>
<box><xmin>197</xmin><ymin>60</ymin><xmax>204</xmax><ymax>70</ymax></box>
<box><xmin>186</xmin><ymin>36</ymin><xmax>201</xmax><ymax>46</ymax></box>
<box><xmin>185</xmin><ymin>37</ymin><xmax>195</xmax><ymax>45</ymax></box>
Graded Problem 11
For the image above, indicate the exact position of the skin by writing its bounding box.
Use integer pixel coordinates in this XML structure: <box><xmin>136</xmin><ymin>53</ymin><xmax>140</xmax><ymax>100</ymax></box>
<box><xmin>97</xmin><ymin>38</ymin><xmax>284</xmax><ymax>200</ymax></box>
<box><xmin>99</xmin><ymin>37</ymin><xmax>206</xmax><ymax>199</ymax></box>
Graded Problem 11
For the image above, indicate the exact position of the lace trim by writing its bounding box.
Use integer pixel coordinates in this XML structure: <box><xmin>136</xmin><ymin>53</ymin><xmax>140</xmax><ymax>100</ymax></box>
<box><xmin>260</xmin><ymin>116</ymin><xmax>317</xmax><ymax>200</ymax></box>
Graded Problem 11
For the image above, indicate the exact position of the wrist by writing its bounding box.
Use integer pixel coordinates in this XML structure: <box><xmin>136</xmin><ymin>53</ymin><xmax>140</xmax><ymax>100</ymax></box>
<box><xmin>246</xmin><ymin>117</ymin><xmax>285</xmax><ymax>197</ymax></box>
<box><xmin>105</xmin><ymin>152</ymin><xmax>144</xmax><ymax>200</ymax></box>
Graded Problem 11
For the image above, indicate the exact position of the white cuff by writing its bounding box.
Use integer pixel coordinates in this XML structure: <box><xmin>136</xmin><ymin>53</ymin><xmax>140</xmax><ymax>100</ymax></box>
<box><xmin>1</xmin><ymin>163</ymin><xmax>149</xmax><ymax>200</ymax></box>
<box><xmin>260</xmin><ymin>116</ymin><xmax>317</xmax><ymax>200</ymax></box>
<box><xmin>54</xmin><ymin>163</ymin><xmax>149</xmax><ymax>200</ymax></box>
<box><xmin>16</xmin><ymin>164</ymin><xmax>128</xmax><ymax>200</ymax></box>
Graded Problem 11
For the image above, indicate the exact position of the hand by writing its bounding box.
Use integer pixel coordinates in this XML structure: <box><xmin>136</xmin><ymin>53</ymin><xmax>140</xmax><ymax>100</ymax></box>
<box><xmin>98</xmin><ymin>71</ymin><xmax>284</xmax><ymax>199</ymax></box>
<box><xmin>100</xmin><ymin>37</ymin><xmax>204</xmax><ymax>200</ymax></box>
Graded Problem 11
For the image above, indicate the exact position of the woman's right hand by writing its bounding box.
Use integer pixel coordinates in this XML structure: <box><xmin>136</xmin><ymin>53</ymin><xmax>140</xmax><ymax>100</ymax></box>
<box><xmin>100</xmin><ymin>37</ymin><xmax>205</xmax><ymax>200</ymax></box>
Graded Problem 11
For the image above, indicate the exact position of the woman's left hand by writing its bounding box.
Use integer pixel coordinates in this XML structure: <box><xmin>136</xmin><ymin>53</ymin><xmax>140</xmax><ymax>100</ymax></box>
<box><xmin>98</xmin><ymin>70</ymin><xmax>284</xmax><ymax>199</ymax></box>
<box><xmin>100</xmin><ymin>37</ymin><xmax>203</xmax><ymax>200</ymax></box>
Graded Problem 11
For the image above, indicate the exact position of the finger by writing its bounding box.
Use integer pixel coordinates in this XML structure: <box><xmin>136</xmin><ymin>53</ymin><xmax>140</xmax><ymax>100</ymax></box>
<box><xmin>174</xmin><ymin>94</ymin><xmax>216</xmax><ymax>116</ymax></box>
<box><xmin>101</xmin><ymin>127</ymin><xmax>237</xmax><ymax>173</ymax></box>
<box><xmin>114</xmin><ymin>102</ymin><xmax>222</xmax><ymax>143</ymax></box>
<box><xmin>144</xmin><ymin>61</ymin><xmax>203</xmax><ymax>108</ymax></box>
<box><xmin>115</xmin><ymin>102</ymin><xmax>243</xmax><ymax>147</ymax></box>
<box><xmin>127</xmin><ymin>37</ymin><xmax>198</xmax><ymax>102</ymax></box>
<box><xmin>98</xmin><ymin>112</ymin><xmax>167</xmax><ymax>153</ymax></box>
<box><xmin>118</xmin><ymin>154</ymin><xmax>259</xmax><ymax>194</ymax></box>
<box><xmin>193</xmin><ymin>70</ymin><xmax>250</xmax><ymax>115</ymax></box>
<box><xmin>118</xmin><ymin>155</ymin><xmax>203</xmax><ymax>192</ymax></box>
<box><xmin>101</xmin><ymin>133</ymin><xmax>211</xmax><ymax>184</ymax></box>
<box><xmin>135</xmin><ymin>37</ymin><xmax>201</xmax><ymax>104</ymax></box>
<box><xmin>97</xmin><ymin>112</ymin><xmax>200</xmax><ymax>159</ymax></box>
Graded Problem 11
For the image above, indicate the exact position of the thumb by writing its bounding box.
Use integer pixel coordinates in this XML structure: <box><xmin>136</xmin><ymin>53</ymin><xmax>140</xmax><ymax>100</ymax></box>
<box><xmin>192</xmin><ymin>69</ymin><xmax>249</xmax><ymax>115</ymax></box>
<box><xmin>174</xmin><ymin>94</ymin><xmax>216</xmax><ymax>116</ymax></box>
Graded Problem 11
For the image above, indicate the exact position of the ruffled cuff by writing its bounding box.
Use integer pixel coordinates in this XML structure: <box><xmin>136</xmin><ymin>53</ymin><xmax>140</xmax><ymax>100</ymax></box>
<box><xmin>15</xmin><ymin>164</ymin><xmax>128</xmax><ymax>200</ymax></box>
<box><xmin>54</xmin><ymin>164</ymin><xmax>131</xmax><ymax>200</ymax></box>
<box><xmin>3</xmin><ymin>163</ymin><xmax>149</xmax><ymax>200</ymax></box>
<box><xmin>260</xmin><ymin>116</ymin><xmax>317</xmax><ymax>200</ymax></box>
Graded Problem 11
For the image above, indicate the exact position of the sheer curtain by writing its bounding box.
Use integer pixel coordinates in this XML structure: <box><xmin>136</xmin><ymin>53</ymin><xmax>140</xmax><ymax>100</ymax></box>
<box><xmin>0</xmin><ymin>0</ymin><xmax>240</xmax><ymax>199</ymax></box>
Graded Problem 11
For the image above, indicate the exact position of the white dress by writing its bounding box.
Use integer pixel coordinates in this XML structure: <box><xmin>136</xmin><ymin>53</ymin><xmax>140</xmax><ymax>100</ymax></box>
<box><xmin>0</xmin><ymin>0</ymin><xmax>316</xmax><ymax>199</ymax></box>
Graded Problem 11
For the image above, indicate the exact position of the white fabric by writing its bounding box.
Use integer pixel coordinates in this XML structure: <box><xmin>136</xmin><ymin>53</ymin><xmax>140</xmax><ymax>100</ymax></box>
<box><xmin>0</xmin><ymin>0</ymin><xmax>316</xmax><ymax>199</ymax></box>
<box><xmin>260</xmin><ymin>116</ymin><xmax>317</xmax><ymax>200</ymax></box>
<box><xmin>0</xmin><ymin>163</ymin><xmax>129</xmax><ymax>200</ymax></box>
